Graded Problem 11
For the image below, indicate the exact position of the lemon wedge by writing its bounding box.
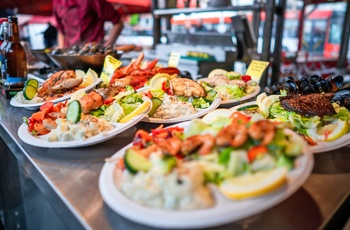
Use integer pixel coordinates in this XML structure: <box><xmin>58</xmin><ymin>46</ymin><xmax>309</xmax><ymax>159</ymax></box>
<box><xmin>256</xmin><ymin>93</ymin><xmax>280</xmax><ymax>117</ymax></box>
<box><xmin>149</xmin><ymin>73</ymin><xmax>172</xmax><ymax>90</ymax></box>
<box><xmin>202</xmin><ymin>109</ymin><xmax>233</xmax><ymax>124</ymax></box>
<box><xmin>75</xmin><ymin>69</ymin><xmax>85</xmax><ymax>79</ymax></box>
<box><xmin>307</xmin><ymin>120</ymin><xmax>349</xmax><ymax>142</ymax></box>
<box><xmin>80</xmin><ymin>68</ymin><xmax>98</xmax><ymax>87</ymax></box>
<box><xmin>119</xmin><ymin>100</ymin><xmax>151</xmax><ymax>123</ymax></box>
<box><xmin>208</xmin><ymin>69</ymin><xmax>227</xmax><ymax>78</ymax></box>
<box><xmin>69</xmin><ymin>88</ymin><xmax>86</xmax><ymax>102</ymax></box>
<box><xmin>219</xmin><ymin>167</ymin><xmax>288</xmax><ymax>200</ymax></box>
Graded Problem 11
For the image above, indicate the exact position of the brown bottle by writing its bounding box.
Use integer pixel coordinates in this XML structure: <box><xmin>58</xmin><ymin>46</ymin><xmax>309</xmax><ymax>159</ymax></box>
<box><xmin>5</xmin><ymin>16</ymin><xmax>27</xmax><ymax>88</ymax></box>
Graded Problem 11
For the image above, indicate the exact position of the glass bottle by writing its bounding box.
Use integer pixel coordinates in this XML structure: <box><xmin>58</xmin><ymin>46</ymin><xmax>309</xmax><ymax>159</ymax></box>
<box><xmin>0</xmin><ymin>21</ymin><xmax>9</xmax><ymax>87</ymax></box>
<box><xmin>5</xmin><ymin>16</ymin><xmax>27</xmax><ymax>88</ymax></box>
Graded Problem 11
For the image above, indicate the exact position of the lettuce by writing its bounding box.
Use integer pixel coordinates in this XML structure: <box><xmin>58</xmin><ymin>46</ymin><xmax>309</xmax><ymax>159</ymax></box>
<box><xmin>215</xmin><ymin>84</ymin><xmax>245</xmax><ymax>100</ymax></box>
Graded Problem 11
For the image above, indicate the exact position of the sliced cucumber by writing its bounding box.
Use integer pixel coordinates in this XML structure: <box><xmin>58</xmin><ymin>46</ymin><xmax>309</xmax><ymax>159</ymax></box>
<box><xmin>158</xmin><ymin>155</ymin><xmax>177</xmax><ymax>173</ymax></box>
<box><xmin>66</xmin><ymin>100</ymin><xmax>82</xmax><ymax>123</ymax></box>
<box><xmin>148</xmin><ymin>97</ymin><xmax>162</xmax><ymax>116</ymax></box>
<box><xmin>124</xmin><ymin>149</ymin><xmax>152</xmax><ymax>174</ymax></box>
<box><xmin>23</xmin><ymin>85</ymin><xmax>38</xmax><ymax>100</ymax></box>
<box><xmin>237</xmin><ymin>104</ymin><xmax>259</xmax><ymax>112</ymax></box>
<box><xmin>25</xmin><ymin>79</ymin><xmax>39</xmax><ymax>89</ymax></box>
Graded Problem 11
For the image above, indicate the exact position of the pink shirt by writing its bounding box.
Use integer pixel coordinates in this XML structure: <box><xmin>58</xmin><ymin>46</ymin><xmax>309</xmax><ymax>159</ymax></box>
<box><xmin>53</xmin><ymin>0</ymin><xmax>121</xmax><ymax>47</ymax></box>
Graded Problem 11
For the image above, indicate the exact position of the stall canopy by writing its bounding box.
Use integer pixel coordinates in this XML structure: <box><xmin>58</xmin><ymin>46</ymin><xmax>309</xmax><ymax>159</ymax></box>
<box><xmin>0</xmin><ymin>0</ymin><xmax>151</xmax><ymax>16</ymax></box>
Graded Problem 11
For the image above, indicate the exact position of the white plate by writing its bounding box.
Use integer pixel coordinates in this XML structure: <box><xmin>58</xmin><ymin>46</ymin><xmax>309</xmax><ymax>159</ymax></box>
<box><xmin>99</xmin><ymin>121</ymin><xmax>313</xmax><ymax>229</ymax></box>
<box><xmin>10</xmin><ymin>78</ymin><xmax>102</xmax><ymax>110</ymax></box>
<box><xmin>18</xmin><ymin>97</ymin><xmax>151</xmax><ymax>148</ymax></box>
<box><xmin>141</xmin><ymin>98</ymin><xmax>221</xmax><ymax>124</ymax></box>
<box><xmin>231</xmin><ymin>101</ymin><xmax>350</xmax><ymax>154</ymax></box>
<box><xmin>198</xmin><ymin>78</ymin><xmax>261</xmax><ymax>107</ymax></box>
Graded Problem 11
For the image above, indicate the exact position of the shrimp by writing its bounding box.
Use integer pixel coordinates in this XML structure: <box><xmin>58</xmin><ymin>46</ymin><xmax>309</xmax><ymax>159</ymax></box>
<box><xmin>201</xmin><ymin>75</ymin><xmax>229</xmax><ymax>86</ymax></box>
<box><xmin>216</xmin><ymin>123</ymin><xmax>248</xmax><ymax>147</ymax></box>
<box><xmin>78</xmin><ymin>91</ymin><xmax>104</xmax><ymax>114</ymax></box>
<box><xmin>248</xmin><ymin>120</ymin><xmax>276</xmax><ymax>145</ymax></box>
<box><xmin>156</xmin><ymin>136</ymin><xmax>183</xmax><ymax>155</ymax></box>
<box><xmin>181</xmin><ymin>134</ymin><xmax>215</xmax><ymax>155</ymax></box>
<box><xmin>46</xmin><ymin>112</ymin><xmax>66</xmax><ymax>120</ymax></box>
<box><xmin>133</xmin><ymin>144</ymin><xmax>160</xmax><ymax>158</ymax></box>
<box><xmin>42</xmin><ymin>118</ymin><xmax>57</xmax><ymax>131</ymax></box>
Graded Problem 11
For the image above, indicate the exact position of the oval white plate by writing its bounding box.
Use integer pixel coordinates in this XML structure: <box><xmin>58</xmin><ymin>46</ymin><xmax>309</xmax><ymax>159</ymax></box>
<box><xmin>231</xmin><ymin>101</ymin><xmax>350</xmax><ymax>153</ymax></box>
<box><xmin>99</xmin><ymin>121</ymin><xmax>314</xmax><ymax>229</ymax></box>
<box><xmin>198</xmin><ymin>78</ymin><xmax>261</xmax><ymax>107</ymax></box>
<box><xmin>18</xmin><ymin>97</ymin><xmax>151</xmax><ymax>148</ymax></box>
<box><xmin>141</xmin><ymin>97</ymin><xmax>221</xmax><ymax>124</ymax></box>
<box><xmin>10</xmin><ymin>78</ymin><xmax>102</xmax><ymax>110</ymax></box>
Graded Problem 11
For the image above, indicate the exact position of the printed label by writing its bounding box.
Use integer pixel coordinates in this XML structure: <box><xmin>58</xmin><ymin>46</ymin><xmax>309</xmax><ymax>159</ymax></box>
<box><xmin>245</xmin><ymin>60</ymin><xmax>269</xmax><ymax>83</ymax></box>
<box><xmin>168</xmin><ymin>52</ymin><xmax>181</xmax><ymax>67</ymax></box>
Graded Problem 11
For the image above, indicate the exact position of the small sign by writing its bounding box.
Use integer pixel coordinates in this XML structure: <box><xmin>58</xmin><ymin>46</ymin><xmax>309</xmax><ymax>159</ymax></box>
<box><xmin>100</xmin><ymin>55</ymin><xmax>122</xmax><ymax>86</ymax></box>
<box><xmin>245</xmin><ymin>60</ymin><xmax>269</xmax><ymax>83</ymax></box>
<box><xmin>168</xmin><ymin>52</ymin><xmax>181</xmax><ymax>67</ymax></box>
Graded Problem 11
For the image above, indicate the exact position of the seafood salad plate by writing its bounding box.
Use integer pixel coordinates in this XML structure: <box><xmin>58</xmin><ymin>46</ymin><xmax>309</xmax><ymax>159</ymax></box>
<box><xmin>18</xmin><ymin>87</ymin><xmax>151</xmax><ymax>148</ymax></box>
<box><xmin>140</xmin><ymin>74</ymin><xmax>221</xmax><ymax>124</ymax></box>
<box><xmin>231</xmin><ymin>81</ymin><xmax>350</xmax><ymax>153</ymax></box>
<box><xmin>11</xmin><ymin>69</ymin><xmax>102</xmax><ymax>110</ymax></box>
<box><xmin>197</xmin><ymin>69</ymin><xmax>260</xmax><ymax>107</ymax></box>
<box><xmin>99</xmin><ymin>112</ymin><xmax>313</xmax><ymax>229</ymax></box>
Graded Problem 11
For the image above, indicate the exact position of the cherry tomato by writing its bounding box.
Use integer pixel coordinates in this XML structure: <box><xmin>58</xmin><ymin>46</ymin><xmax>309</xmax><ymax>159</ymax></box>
<box><xmin>241</xmin><ymin>75</ymin><xmax>252</xmax><ymax>82</ymax></box>
<box><xmin>162</xmin><ymin>80</ymin><xmax>173</xmax><ymax>95</ymax></box>
<box><xmin>39</xmin><ymin>101</ymin><xmax>54</xmax><ymax>111</ymax></box>
<box><xmin>230</xmin><ymin>112</ymin><xmax>251</xmax><ymax>125</ymax></box>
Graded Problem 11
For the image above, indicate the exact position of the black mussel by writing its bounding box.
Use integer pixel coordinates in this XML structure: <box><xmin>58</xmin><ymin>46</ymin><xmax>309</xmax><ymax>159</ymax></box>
<box><xmin>264</xmin><ymin>86</ymin><xmax>274</xmax><ymax>95</ymax></box>
<box><xmin>343</xmin><ymin>95</ymin><xmax>350</xmax><ymax>109</ymax></box>
<box><xmin>51</xmin><ymin>48</ymin><xmax>63</xmax><ymax>55</ymax></box>
<box><xmin>301</xmin><ymin>84</ymin><xmax>315</xmax><ymax>95</ymax></box>
<box><xmin>309</xmin><ymin>75</ymin><xmax>320</xmax><ymax>85</ymax></box>
<box><xmin>72</xmin><ymin>45</ymin><xmax>80</xmax><ymax>52</ymax></box>
<box><xmin>329</xmin><ymin>75</ymin><xmax>344</xmax><ymax>92</ymax></box>
<box><xmin>284</xmin><ymin>80</ymin><xmax>298</xmax><ymax>94</ymax></box>
<box><xmin>331</xmin><ymin>94</ymin><xmax>344</xmax><ymax>105</ymax></box>
<box><xmin>284</xmin><ymin>76</ymin><xmax>295</xmax><ymax>82</ymax></box>
<box><xmin>299</xmin><ymin>77</ymin><xmax>309</xmax><ymax>85</ymax></box>
<box><xmin>67</xmin><ymin>50</ymin><xmax>77</xmax><ymax>55</ymax></box>
<box><xmin>315</xmin><ymin>80</ymin><xmax>329</xmax><ymax>93</ymax></box>
<box><xmin>271</xmin><ymin>82</ymin><xmax>283</xmax><ymax>94</ymax></box>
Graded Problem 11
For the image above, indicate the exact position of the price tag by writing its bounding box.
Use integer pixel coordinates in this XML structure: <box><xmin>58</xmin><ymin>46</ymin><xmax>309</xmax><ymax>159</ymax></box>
<box><xmin>168</xmin><ymin>52</ymin><xmax>181</xmax><ymax>67</ymax></box>
<box><xmin>100</xmin><ymin>55</ymin><xmax>122</xmax><ymax>86</ymax></box>
<box><xmin>245</xmin><ymin>60</ymin><xmax>269</xmax><ymax>83</ymax></box>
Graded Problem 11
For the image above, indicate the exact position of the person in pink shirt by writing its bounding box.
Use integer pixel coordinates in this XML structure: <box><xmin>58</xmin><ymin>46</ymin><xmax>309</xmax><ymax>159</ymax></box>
<box><xmin>53</xmin><ymin>0</ymin><xmax>124</xmax><ymax>48</ymax></box>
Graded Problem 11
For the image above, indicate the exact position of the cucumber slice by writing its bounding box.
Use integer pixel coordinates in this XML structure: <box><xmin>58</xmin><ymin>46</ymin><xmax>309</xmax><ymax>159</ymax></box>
<box><xmin>237</xmin><ymin>104</ymin><xmax>259</xmax><ymax>112</ymax></box>
<box><xmin>148</xmin><ymin>97</ymin><xmax>162</xmax><ymax>116</ymax></box>
<box><xmin>23</xmin><ymin>85</ymin><xmax>38</xmax><ymax>100</ymax></box>
<box><xmin>25</xmin><ymin>79</ymin><xmax>39</xmax><ymax>89</ymax></box>
<box><xmin>66</xmin><ymin>100</ymin><xmax>82</xmax><ymax>123</ymax></box>
<box><xmin>158</xmin><ymin>155</ymin><xmax>177</xmax><ymax>173</ymax></box>
<box><xmin>124</xmin><ymin>149</ymin><xmax>152</xmax><ymax>174</ymax></box>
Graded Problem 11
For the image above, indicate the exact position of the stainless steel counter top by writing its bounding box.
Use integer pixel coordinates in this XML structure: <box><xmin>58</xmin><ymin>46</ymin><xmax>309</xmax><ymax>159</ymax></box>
<box><xmin>1</xmin><ymin>94</ymin><xmax>350</xmax><ymax>230</ymax></box>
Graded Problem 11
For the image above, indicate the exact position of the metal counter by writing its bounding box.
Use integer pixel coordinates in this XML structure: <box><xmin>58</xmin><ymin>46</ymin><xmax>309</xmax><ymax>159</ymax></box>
<box><xmin>0</xmin><ymin>95</ymin><xmax>350</xmax><ymax>230</ymax></box>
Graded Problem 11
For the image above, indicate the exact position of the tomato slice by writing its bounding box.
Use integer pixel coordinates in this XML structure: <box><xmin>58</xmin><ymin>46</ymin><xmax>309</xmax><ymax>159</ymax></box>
<box><xmin>230</xmin><ymin>111</ymin><xmax>251</xmax><ymax>125</ymax></box>
<box><xmin>247</xmin><ymin>145</ymin><xmax>267</xmax><ymax>162</ymax></box>
<box><xmin>40</xmin><ymin>101</ymin><xmax>54</xmax><ymax>111</ymax></box>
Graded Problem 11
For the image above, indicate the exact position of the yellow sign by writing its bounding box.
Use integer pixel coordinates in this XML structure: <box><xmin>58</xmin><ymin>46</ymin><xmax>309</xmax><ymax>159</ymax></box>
<box><xmin>168</xmin><ymin>52</ymin><xmax>181</xmax><ymax>67</ymax></box>
<box><xmin>245</xmin><ymin>60</ymin><xmax>269</xmax><ymax>83</ymax></box>
<box><xmin>100</xmin><ymin>55</ymin><xmax>122</xmax><ymax>86</ymax></box>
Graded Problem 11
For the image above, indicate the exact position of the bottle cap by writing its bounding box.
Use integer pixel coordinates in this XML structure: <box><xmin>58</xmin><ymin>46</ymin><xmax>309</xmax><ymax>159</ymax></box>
<box><xmin>0</xmin><ymin>18</ymin><xmax>8</xmax><ymax>24</ymax></box>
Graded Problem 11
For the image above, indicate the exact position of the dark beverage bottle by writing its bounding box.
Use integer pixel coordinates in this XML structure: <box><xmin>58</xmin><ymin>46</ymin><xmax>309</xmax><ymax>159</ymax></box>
<box><xmin>0</xmin><ymin>21</ymin><xmax>9</xmax><ymax>86</ymax></box>
<box><xmin>5</xmin><ymin>16</ymin><xmax>27</xmax><ymax>88</ymax></box>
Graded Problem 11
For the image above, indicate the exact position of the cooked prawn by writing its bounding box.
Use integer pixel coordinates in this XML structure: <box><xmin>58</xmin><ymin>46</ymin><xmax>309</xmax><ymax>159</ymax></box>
<box><xmin>42</xmin><ymin>118</ymin><xmax>57</xmax><ymax>131</ymax></box>
<box><xmin>248</xmin><ymin>120</ymin><xmax>276</xmax><ymax>145</ymax></box>
<box><xmin>79</xmin><ymin>91</ymin><xmax>104</xmax><ymax>114</ymax></box>
<box><xmin>181</xmin><ymin>134</ymin><xmax>215</xmax><ymax>155</ymax></box>
<box><xmin>156</xmin><ymin>136</ymin><xmax>183</xmax><ymax>155</ymax></box>
<box><xmin>216</xmin><ymin>123</ymin><xmax>248</xmax><ymax>147</ymax></box>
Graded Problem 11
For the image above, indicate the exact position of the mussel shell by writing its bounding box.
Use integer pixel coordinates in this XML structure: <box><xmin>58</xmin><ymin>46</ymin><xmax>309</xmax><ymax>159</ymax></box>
<box><xmin>51</xmin><ymin>48</ymin><xmax>63</xmax><ymax>55</ymax></box>
<box><xmin>271</xmin><ymin>82</ymin><xmax>283</xmax><ymax>94</ymax></box>
<box><xmin>310</xmin><ymin>75</ymin><xmax>320</xmax><ymax>84</ymax></box>
<box><xmin>314</xmin><ymin>79</ymin><xmax>329</xmax><ymax>93</ymax></box>
<box><xmin>284</xmin><ymin>80</ymin><xmax>298</xmax><ymax>94</ymax></box>
<box><xmin>328</xmin><ymin>75</ymin><xmax>344</xmax><ymax>92</ymax></box>
<box><xmin>284</xmin><ymin>76</ymin><xmax>295</xmax><ymax>83</ymax></box>
<box><xmin>301</xmin><ymin>84</ymin><xmax>315</xmax><ymax>94</ymax></box>
<box><xmin>299</xmin><ymin>77</ymin><xmax>309</xmax><ymax>84</ymax></box>
<box><xmin>331</xmin><ymin>94</ymin><xmax>344</xmax><ymax>105</ymax></box>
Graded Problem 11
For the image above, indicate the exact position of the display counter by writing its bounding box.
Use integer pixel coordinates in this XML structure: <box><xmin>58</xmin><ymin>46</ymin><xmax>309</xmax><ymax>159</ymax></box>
<box><xmin>0</xmin><ymin>94</ymin><xmax>350</xmax><ymax>230</ymax></box>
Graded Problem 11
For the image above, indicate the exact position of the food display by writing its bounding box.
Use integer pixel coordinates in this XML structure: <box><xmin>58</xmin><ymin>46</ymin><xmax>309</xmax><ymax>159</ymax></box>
<box><xmin>11</xmin><ymin>69</ymin><xmax>101</xmax><ymax>109</ymax></box>
<box><xmin>232</xmin><ymin>75</ymin><xmax>350</xmax><ymax>151</ymax></box>
<box><xmin>99</xmin><ymin>110</ymin><xmax>313</xmax><ymax>228</ymax></box>
<box><xmin>198</xmin><ymin>69</ymin><xmax>260</xmax><ymax>106</ymax></box>
<box><xmin>140</xmin><ymin>73</ymin><xmax>221</xmax><ymax>123</ymax></box>
<box><xmin>51</xmin><ymin>44</ymin><xmax>119</xmax><ymax>56</ymax></box>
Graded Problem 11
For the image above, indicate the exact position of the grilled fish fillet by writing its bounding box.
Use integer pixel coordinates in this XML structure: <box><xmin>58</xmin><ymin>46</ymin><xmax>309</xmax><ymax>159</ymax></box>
<box><xmin>170</xmin><ymin>78</ymin><xmax>206</xmax><ymax>97</ymax></box>
<box><xmin>279</xmin><ymin>93</ymin><xmax>336</xmax><ymax>116</ymax></box>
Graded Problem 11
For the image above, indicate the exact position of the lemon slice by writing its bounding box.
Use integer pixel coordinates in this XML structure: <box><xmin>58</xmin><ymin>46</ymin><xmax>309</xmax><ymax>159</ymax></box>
<box><xmin>80</xmin><ymin>68</ymin><xmax>98</xmax><ymax>87</ymax></box>
<box><xmin>219</xmin><ymin>167</ymin><xmax>288</xmax><ymax>200</ymax></box>
<box><xmin>119</xmin><ymin>100</ymin><xmax>151</xmax><ymax>123</ymax></box>
<box><xmin>202</xmin><ymin>109</ymin><xmax>233</xmax><ymax>124</ymax></box>
<box><xmin>149</xmin><ymin>73</ymin><xmax>172</xmax><ymax>90</ymax></box>
<box><xmin>307</xmin><ymin>120</ymin><xmax>349</xmax><ymax>142</ymax></box>
<box><xmin>208</xmin><ymin>69</ymin><xmax>227</xmax><ymax>78</ymax></box>
<box><xmin>257</xmin><ymin>94</ymin><xmax>280</xmax><ymax>117</ymax></box>
<box><xmin>75</xmin><ymin>69</ymin><xmax>85</xmax><ymax>79</ymax></box>
<box><xmin>69</xmin><ymin>88</ymin><xmax>86</xmax><ymax>102</ymax></box>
